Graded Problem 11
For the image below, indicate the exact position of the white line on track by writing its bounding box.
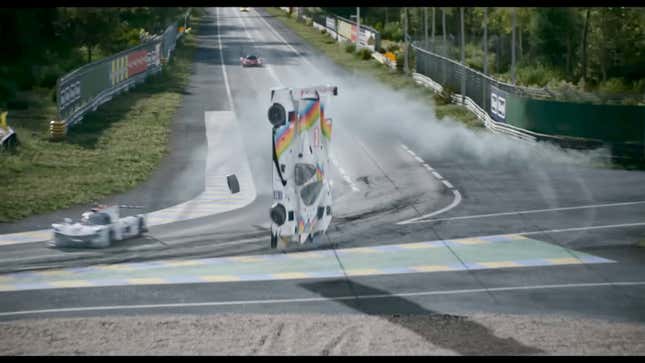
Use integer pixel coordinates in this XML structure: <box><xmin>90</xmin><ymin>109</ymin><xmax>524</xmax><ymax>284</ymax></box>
<box><xmin>407</xmin><ymin>200</ymin><xmax>645</xmax><ymax>225</ymax></box>
<box><xmin>330</xmin><ymin>156</ymin><xmax>360</xmax><ymax>192</ymax></box>
<box><xmin>2</xmin><ymin>281</ymin><xmax>644</xmax><ymax>317</ymax></box>
<box><xmin>397</xmin><ymin>144</ymin><xmax>462</xmax><ymax>224</ymax></box>
<box><xmin>215</xmin><ymin>8</ymin><xmax>235</xmax><ymax>111</ymax></box>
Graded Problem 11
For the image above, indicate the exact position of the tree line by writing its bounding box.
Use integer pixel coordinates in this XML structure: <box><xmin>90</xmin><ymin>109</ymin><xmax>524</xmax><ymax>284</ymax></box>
<box><xmin>0</xmin><ymin>7</ymin><xmax>188</xmax><ymax>107</ymax></box>
<box><xmin>321</xmin><ymin>7</ymin><xmax>645</xmax><ymax>95</ymax></box>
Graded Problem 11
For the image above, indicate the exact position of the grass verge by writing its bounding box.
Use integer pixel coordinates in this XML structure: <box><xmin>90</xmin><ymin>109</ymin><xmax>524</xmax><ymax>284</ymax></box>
<box><xmin>0</xmin><ymin>14</ymin><xmax>202</xmax><ymax>223</ymax></box>
<box><xmin>264</xmin><ymin>7</ymin><xmax>483</xmax><ymax>130</ymax></box>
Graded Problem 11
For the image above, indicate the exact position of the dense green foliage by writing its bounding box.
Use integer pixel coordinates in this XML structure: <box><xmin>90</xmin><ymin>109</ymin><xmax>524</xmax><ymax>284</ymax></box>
<box><xmin>321</xmin><ymin>7</ymin><xmax>645</xmax><ymax>98</ymax></box>
<box><xmin>0</xmin><ymin>7</ymin><xmax>189</xmax><ymax>109</ymax></box>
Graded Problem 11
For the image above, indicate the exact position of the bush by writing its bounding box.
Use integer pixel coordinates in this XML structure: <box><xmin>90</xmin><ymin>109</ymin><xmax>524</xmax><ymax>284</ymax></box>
<box><xmin>382</xmin><ymin>22</ymin><xmax>402</xmax><ymax>42</ymax></box>
<box><xmin>320</xmin><ymin>28</ymin><xmax>327</xmax><ymax>34</ymax></box>
<box><xmin>345</xmin><ymin>43</ymin><xmax>356</xmax><ymax>53</ymax></box>
<box><xmin>516</xmin><ymin>63</ymin><xmax>564</xmax><ymax>88</ymax></box>
<box><xmin>598</xmin><ymin>78</ymin><xmax>630</xmax><ymax>94</ymax></box>
<box><xmin>386</xmin><ymin>43</ymin><xmax>400</xmax><ymax>53</ymax></box>
<box><xmin>356</xmin><ymin>48</ymin><xmax>372</xmax><ymax>60</ymax></box>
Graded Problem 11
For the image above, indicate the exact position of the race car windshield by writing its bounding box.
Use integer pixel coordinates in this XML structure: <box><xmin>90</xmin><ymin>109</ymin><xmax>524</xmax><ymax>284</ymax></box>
<box><xmin>247</xmin><ymin>55</ymin><xmax>257</xmax><ymax>60</ymax></box>
<box><xmin>295</xmin><ymin>163</ymin><xmax>316</xmax><ymax>186</ymax></box>
<box><xmin>300</xmin><ymin>181</ymin><xmax>323</xmax><ymax>206</ymax></box>
<box><xmin>86</xmin><ymin>213</ymin><xmax>111</xmax><ymax>225</ymax></box>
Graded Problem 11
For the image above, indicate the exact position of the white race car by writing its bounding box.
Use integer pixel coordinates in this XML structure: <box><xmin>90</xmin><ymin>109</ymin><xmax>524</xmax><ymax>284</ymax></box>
<box><xmin>51</xmin><ymin>205</ymin><xmax>147</xmax><ymax>248</ymax></box>
<box><xmin>267</xmin><ymin>85</ymin><xmax>338</xmax><ymax>249</ymax></box>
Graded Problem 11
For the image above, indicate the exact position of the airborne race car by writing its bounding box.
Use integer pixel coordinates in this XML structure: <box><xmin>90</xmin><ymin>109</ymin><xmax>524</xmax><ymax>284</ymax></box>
<box><xmin>267</xmin><ymin>85</ymin><xmax>338</xmax><ymax>249</ymax></box>
<box><xmin>51</xmin><ymin>205</ymin><xmax>147</xmax><ymax>248</ymax></box>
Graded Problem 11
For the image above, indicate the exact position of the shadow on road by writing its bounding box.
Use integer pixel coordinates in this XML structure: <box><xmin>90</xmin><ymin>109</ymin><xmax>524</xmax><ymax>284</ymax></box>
<box><xmin>299</xmin><ymin>279</ymin><xmax>544</xmax><ymax>355</ymax></box>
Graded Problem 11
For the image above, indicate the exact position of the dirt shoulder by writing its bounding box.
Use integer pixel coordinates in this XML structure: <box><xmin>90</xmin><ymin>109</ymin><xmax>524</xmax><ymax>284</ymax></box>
<box><xmin>1</xmin><ymin>313</ymin><xmax>644</xmax><ymax>355</ymax></box>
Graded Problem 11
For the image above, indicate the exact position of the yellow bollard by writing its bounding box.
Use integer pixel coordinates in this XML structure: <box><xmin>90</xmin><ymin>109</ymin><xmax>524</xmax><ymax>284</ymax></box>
<box><xmin>49</xmin><ymin>120</ymin><xmax>67</xmax><ymax>141</ymax></box>
<box><xmin>0</xmin><ymin>111</ymin><xmax>7</xmax><ymax>131</ymax></box>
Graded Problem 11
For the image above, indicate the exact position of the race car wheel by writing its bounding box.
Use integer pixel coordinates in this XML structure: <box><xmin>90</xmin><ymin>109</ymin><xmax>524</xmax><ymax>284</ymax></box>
<box><xmin>270</xmin><ymin>232</ymin><xmax>277</xmax><ymax>249</ymax></box>
<box><xmin>139</xmin><ymin>217</ymin><xmax>147</xmax><ymax>234</ymax></box>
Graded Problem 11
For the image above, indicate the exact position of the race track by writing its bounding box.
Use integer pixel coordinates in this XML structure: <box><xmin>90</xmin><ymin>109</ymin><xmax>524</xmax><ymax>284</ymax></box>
<box><xmin>1</xmin><ymin>7</ymin><xmax>645</xmax><ymax>328</ymax></box>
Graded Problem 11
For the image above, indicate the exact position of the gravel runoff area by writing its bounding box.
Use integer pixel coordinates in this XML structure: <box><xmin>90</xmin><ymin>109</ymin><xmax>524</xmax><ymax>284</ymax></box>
<box><xmin>1</xmin><ymin>313</ymin><xmax>645</xmax><ymax>355</ymax></box>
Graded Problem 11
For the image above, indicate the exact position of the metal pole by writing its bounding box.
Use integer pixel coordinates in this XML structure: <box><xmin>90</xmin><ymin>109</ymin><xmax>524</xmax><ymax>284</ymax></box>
<box><xmin>442</xmin><ymin>8</ymin><xmax>446</xmax><ymax>84</ymax></box>
<box><xmin>460</xmin><ymin>7</ymin><xmax>465</xmax><ymax>103</ymax></box>
<box><xmin>404</xmin><ymin>7</ymin><xmax>409</xmax><ymax>74</ymax></box>
<box><xmin>442</xmin><ymin>9</ymin><xmax>446</xmax><ymax>57</ymax></box>
<box><xmin>424</xmin><ymin>7</ymin><xmax>428</xmax><ymax>49</ymax></box>
<box><xmin>432</xmin><ymin>7</ymin><xmax>435</xmax><ymax>52</ymax></box>
<box><xmin>356</xmin><ymin>7</ymin><xmax>360</xmax><ymax>51</ymax></box>
<box><xmin>483</xmin><ymin>7</ymin><xmax>488</xmax><ymax>75</ymax></box>
<box><xmin>512</xmin><ymin>7</ymin><xmax>516</xmax><ymax>85</ymax></box>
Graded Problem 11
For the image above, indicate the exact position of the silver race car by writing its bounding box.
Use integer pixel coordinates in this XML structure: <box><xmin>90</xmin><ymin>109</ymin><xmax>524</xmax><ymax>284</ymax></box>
<box><xmin>51</xmin><ymin>205</ymin><xmax>147</xmax><ymax>248</ymax></box>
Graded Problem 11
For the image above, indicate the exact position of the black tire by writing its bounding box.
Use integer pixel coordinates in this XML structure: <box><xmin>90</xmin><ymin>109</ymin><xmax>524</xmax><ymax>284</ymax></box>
<box><xmin>271</xmin><ymin>232</ymin><xmax>277</xmax><ymax>249</ymax></box>
<box><xmin>139</xmin><ymin>217</ymin><xmax>147</xmax><ymax>234</ymax></box>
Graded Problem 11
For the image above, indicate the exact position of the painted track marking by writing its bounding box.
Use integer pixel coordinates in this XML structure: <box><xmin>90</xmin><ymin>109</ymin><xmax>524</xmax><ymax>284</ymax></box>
<box><xmin>1</xmin><ymin>281</ymin><xmax>643</xmax><ymax>318</ymax></box>
<box><xmin>397</xmin><ymin>144</ymin><xmax>462</xmax><ymax>225</ymax></box>
<box><xmin>406</xmin><ymin>200</ymin><xmax>645</xmax><ymax>225</ymax></box>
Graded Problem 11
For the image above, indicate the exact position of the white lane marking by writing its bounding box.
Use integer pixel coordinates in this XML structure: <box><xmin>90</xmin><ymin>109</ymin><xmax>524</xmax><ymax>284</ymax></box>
<box><xmin>216</xmin><ymin>7</ymin><xmax>235</xmax><ymax>111</ymax></box>
<box><xmin>330</xmin><ymin>156</ymin><xmax>360</xmax><ymax>193</ymax></box>
<box><xmin>519</xmin><ymin>221</ymin><xmax>645</xmax><ymax>235</ymax></box>
<box><xmin>236</xmin><ymin>8</ymin><xmax>283</xmax><ymax>87</ymax></box>
<box><xmin>407</xmin><ymin>200</ymin><xmax>645</xmax><ymax>225</ymax></box>
<box><xmin>398</xmin><ymin>144</ymin><xmax>462</xmax><ymax>225</ymax></box>
<box><xmin>2</xmin><ymin>281</ymin><xmax>644</xmax><ymax>317</ymax></box>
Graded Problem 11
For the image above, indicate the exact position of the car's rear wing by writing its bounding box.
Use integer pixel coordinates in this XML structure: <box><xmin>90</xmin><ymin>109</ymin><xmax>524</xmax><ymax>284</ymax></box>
<box><xmin>271</xmin><ymin>85</ymin><xmax>338</xmax><ymax>102</ymax></box>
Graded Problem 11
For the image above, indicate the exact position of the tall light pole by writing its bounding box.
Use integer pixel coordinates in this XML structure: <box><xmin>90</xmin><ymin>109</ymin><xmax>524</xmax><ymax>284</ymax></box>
<box><xmin>442</xmin><ymin>8</ymin><xmax>447</xmax><ymax>57</ymax></box>
<box><xmin>404</xmin><ymin>7</ymin><xmax>409</xmax><ymax>74</ymax></box>
<box><xmin>432</xmin><ymin>7</ymin><xmax>435</xmax><ymax>52</ymax></box>
<box><xmin>512</xmin><ymin>7</ymin><xmax>516</xmax><ymax>85</ymax></box>
<box><xmin>483</xmin><ymin>7</ymin><xmax>488</xmax><ymax>75</ymax></box>
<box><xmin>442</xmin><ymin>8</ymin><xmax>447</xmax><ymax>83</ymax></box>
<box><xmin>356</xmin><ymin>7</ymin><xmax>360</xmax><ymax>51</ymax></box>
<box><xmin>424</xmin><ymin>7</ymin><xmax>428</xmax><ymax>49</ymax></box>
<box><xmin>460</xmin><ymin>7</ymin><xmax>465</xmax><ymax>103</ymax></box>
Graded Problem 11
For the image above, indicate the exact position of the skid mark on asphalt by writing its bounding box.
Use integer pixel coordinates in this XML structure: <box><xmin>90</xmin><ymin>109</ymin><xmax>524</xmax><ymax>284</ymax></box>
<box><xmin>0</xmin><ymin>234</ymin><xmax>613</xmax><ymax>292</ymax></box>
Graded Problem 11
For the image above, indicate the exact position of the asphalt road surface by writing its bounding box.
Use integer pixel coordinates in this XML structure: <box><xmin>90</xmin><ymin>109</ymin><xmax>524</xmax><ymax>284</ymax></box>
<box><xmin>1</xmin><ymin>7</ymin><xmax>645</xmax><ymax>341</ymax></box>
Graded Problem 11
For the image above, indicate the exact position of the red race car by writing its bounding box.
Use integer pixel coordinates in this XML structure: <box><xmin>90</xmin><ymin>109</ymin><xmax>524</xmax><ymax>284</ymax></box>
<box><xmin>240</xmin><ymin>54</ymin><xmax>264</xmax><ymax>67</ymax></box>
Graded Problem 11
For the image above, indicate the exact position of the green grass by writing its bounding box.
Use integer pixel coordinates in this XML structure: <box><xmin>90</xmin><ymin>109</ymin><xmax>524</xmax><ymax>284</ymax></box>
<box><xmin>264</xmin><ymin>7</ymin><xmax>483</xmax><ymax>130</ymax></box>
<box><xmin>0</xmin><ymin>16</ymin><xmax>201</xmax><ymax>223</ymax></box>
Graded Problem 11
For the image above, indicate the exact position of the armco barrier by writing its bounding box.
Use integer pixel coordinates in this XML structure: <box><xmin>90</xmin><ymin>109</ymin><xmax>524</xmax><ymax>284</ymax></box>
<box><xmin>54</xmin><ymin>15</ymin><xmax>189</xmax><ymax>139</ymax></box>
<box><xmin>412</xmin><ymin>43</ymin><xmax>645</xmax><ymax>159</ymax></box>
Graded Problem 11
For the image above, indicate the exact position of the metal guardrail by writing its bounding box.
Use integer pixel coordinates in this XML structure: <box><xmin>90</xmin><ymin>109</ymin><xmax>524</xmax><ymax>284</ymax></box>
<box><xmin>54</xmin><ymin>13</ymin><xmax>190</xmax><ymax>137</ymax></box>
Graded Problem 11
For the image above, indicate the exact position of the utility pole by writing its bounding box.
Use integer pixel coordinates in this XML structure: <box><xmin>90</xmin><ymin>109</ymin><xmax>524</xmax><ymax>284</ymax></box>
<box><xmin>356</xmin><ymin>7</ymin><xmax>360</xmax><ymax>51</ymax></box>
<box><xmin>512</xmin><ymin>7</ymin><xmax>516</xmax><ymax>85</ymax></box>
<box><xmin>442</xmin><ymin>8</ymin><xmax>447</xmax><ymax>84</ymax></box>
<box><xmin>404</xmin><ymin>7</ymin><xmax>409</xmax><ymax>74</ymax></box>
<box><xmin>442</xmin><ymin>8</ymin><xmax>447</xmax><ymax>57</ymax></box>
<box><xmin>460</xmin><ymin>7</ymin><xmax>465</xmax><ymax>103</ymax></box>
<box><xmin>483</xmin><ymin>7</ymin><xmax>488</xmax><ymax>75</ymax></box>
<box><xmin>432</xmin><ymin>7</ymin><xmax>435</xmax><ymax>52</ymax></box>
<box><xmin>424</xmin><ymin>7</ymin><xmax>428</xmax><ymax>49</ymax></box>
